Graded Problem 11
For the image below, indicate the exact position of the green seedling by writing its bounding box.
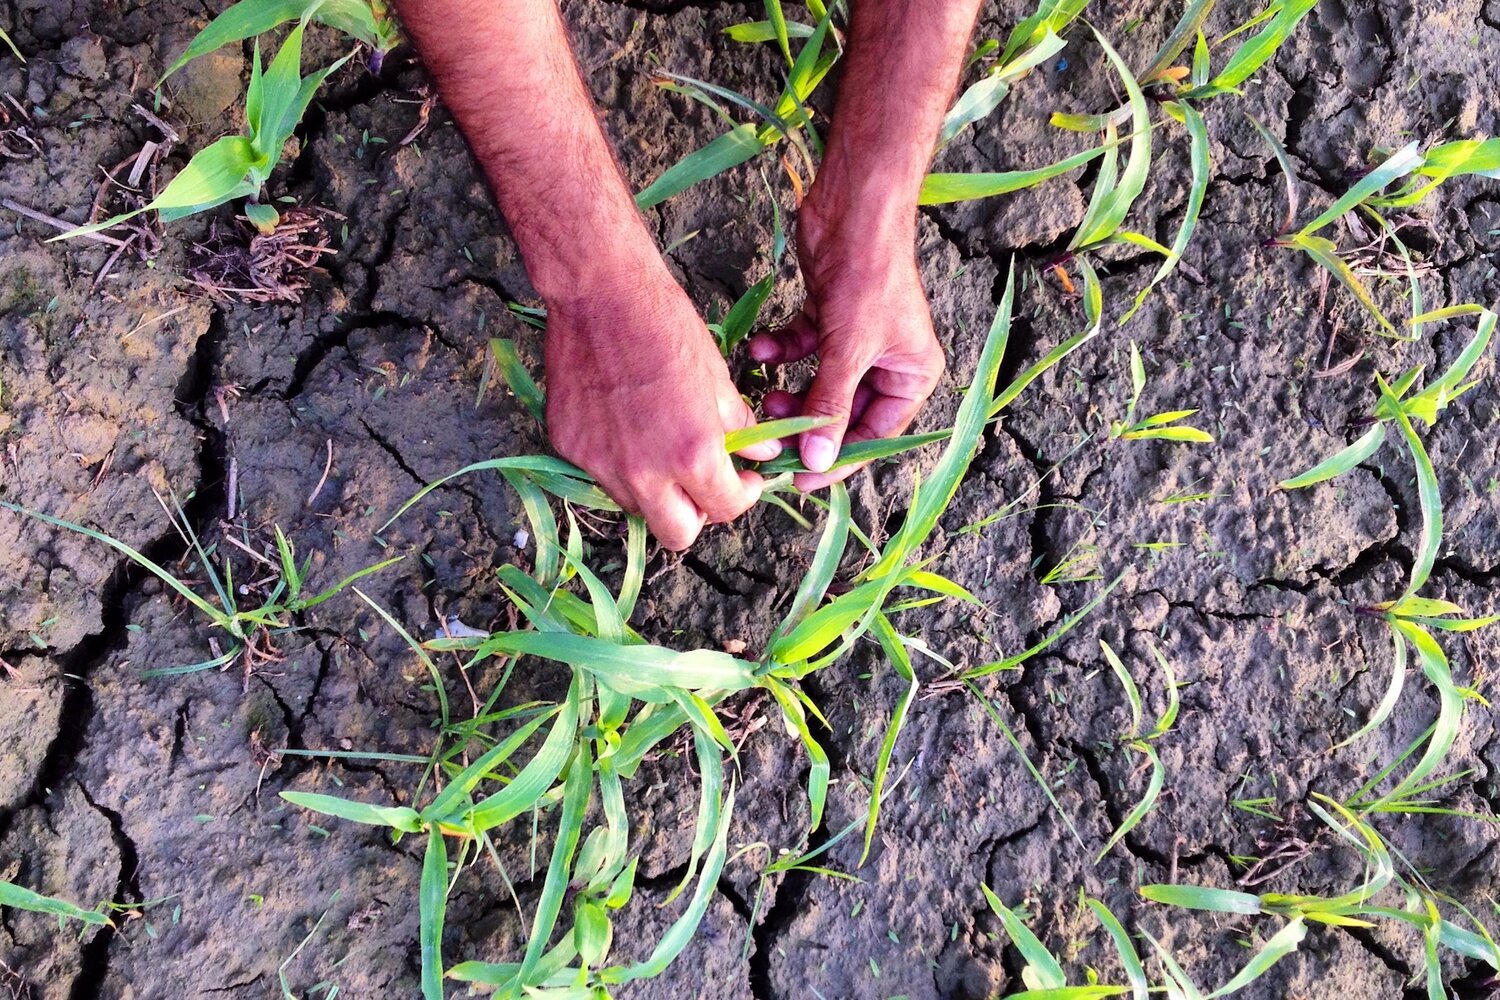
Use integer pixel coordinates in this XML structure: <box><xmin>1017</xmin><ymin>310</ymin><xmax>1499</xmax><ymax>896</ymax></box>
<box><xmin>1142</xmin><ymin>795</ymin><xmax>1500</xmax><ymax>995</ymax></box>
<box><xmin>982</xmin><ymin>887</ymin><xmax>1147</xmax><ymax>999</ymax></box>
<box><xmin>0</xmin><ymin>498</ymin><xmax>401</xmax><ymax>678</ymax></box>
<box><xmin>1109</xmin><ymin>341</ymin><xmax>1214</xmax><ymax>443</ymax></box>
<box><xmin>1255</xmin><ymin>121</ymin><xmax>1500</xmax><ymax>338</ymax></box>
<box><xmin>162</xmin><ymin>0</ymin><xmax>399</xmax><ymax>80</ymax></box>
<box><xmin>1096</xmin><ymin>640</ymin><xmax>1180</xmax><ymax>861</ymax></box>
<box><xmin>1279</xmin><ymin>312</ymin><xmax>1494</xmax><ymax>815</ymax></box>
<box><xmin>722</xmin><ymin>0</ymin><xmax>827</xmax><ymax>54</ymax></box>
<box><xmin>1</xmin><ymin>24</ymin><xmax>22</xmax><ymax>61</ymax></box>
<box><xmin>637</xmin><ymin>11</ymin><xmax>838</xmax><ymax>209</ymax></box>
<box><xmin>60</xmin><ymin>20</ymin><xmax>351</xmax><ymax>238</ymax></box>
<box><xmin>1280</xmin><ymin>305</ymin><xmax>1495</xmax><ymax>492</ymax></box>
<box><xmin>936</xmin><ymin>0</ymin><xmax>1086</xmax><ymax>151</ymax></box>
<box><xmin>0</xmin><ymin>879</ymin><xmax>112</xmax><ymax>935</ymax></box>
<box><xmin>1046</xmin><ymin>2</ymin><xmax>1314</xmax><ymax>322</ymax></box>
<box><xmin>313</xmin><ymin>261</ymin><xmax>1104</xmax><ymax>993</ymax></box>
<box><xmin>708</xmin><ymin>177</ymin><xmax>787</xmax><ymax>356</ymax></box>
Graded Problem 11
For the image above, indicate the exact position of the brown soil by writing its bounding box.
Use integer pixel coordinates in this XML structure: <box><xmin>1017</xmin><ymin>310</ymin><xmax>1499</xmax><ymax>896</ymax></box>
<box><xmin>2</xmin><ymin>1</ymin><xmax>1499</xmax><ymax>998</ymax></box>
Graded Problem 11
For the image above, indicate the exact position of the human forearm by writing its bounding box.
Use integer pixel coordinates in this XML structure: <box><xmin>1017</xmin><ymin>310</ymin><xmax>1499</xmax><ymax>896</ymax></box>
<box><xmin>808</xmin><ymin>0</ymin><xmax>984</xmax><ymax>245</ymax></box>
<box><xmin>393</xmin><ymin>0</ymin><xmax>661</xmax><ymax>305</ymax></box>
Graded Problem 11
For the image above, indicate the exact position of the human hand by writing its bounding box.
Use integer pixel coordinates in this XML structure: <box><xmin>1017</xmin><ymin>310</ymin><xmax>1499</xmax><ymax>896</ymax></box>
<box><xmin>748</xmin><ymin>192</ymin><xmax>945</xmax><ymax>492</ymax></box>
<box><xmin>544</xmin><ymin>262</ymin><xmax>780</xmax><ymax>551</ymax></box>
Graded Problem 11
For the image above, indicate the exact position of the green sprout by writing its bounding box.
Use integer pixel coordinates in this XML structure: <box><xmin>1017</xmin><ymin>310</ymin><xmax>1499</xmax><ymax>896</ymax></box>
<box><xmin>0</xmin><ymin>497</ymin><xmax>401</xmax><ymax>678</ymax></box>
<box><xmin>1096</xmin><ymin>639</ymin><xmax>1180</xmax><ymax>861</ymax></box>
<box><xmin>0</xmin><ymin>879</ymin><xmax>113</xmax><ymax>935</ymax></box>
<box><xmin>1109</xmin><ymin>341</ymin><xmax>1214</xmax><ymax>443</ymax></box>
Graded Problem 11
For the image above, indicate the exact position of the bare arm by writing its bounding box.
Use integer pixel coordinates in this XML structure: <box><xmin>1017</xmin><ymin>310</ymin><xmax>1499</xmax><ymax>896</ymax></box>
<box><xmin>394</xmin><ymin>0</ymin><xmax>776</xmax><ymax>549</ymax></box>
<box><xmin>752</xmin><ymin>0</ymin><xmax>985</xmax><ymax>489</ymax></box>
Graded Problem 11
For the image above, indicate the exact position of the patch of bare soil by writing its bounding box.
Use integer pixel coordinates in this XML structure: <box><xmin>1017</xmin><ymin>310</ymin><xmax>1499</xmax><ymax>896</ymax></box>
<box><xmin>1</xmin><ymin>1</ymin><xmax>1498</xmax><ymax>998</ymax></box>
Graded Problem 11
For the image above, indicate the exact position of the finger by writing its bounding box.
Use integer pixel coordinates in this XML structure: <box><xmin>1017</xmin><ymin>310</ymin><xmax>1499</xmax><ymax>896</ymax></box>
<box><xmin>763</xmin><ymin>389</ymin><xmax>803</xmax><ymax>419</ymax></box>
<box><xmin>748</xmin><ymin>312</ymin><xmax>819</xmax><ymax>366</ymax></box>
<box><xmin>686</xmin><ymin>449</ymin><xmax>763</xmax><ymax>525</ymax></box>
<box><xmin>795</xmin><ymin>391</ymin><xmax>929</xmax><ymax>492</ymax></box>
<box><xmin>638</xmin><ymin>482</ymin><xmax>707</xmax><ymax>552</ymax></box>
<box><xmin>797</xmin><ymin>355</ymin><xmax>866</xmax><ymax>476</ymax></box>
<box><xmin>718</xmin><ymin>391</ymin><xmax>781</xmax><ymax>462</ymax></box>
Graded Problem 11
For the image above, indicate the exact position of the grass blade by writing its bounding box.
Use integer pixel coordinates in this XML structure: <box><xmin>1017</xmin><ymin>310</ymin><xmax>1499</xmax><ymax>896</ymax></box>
<box><xmin>636</xmin><ymin>124</ymin><xmax>768</xmax><ymax>210</ymax></box>
<box><xmin>919</xmin><ymin>144</ymin><xmax>1112</xmax><ymax>206</ymax></box>
<box><xmin>419</xmin><ymin>826</ymin><xmax>448</xmax><ymax>1000</ymax></box>
<box><xmin>1278</xmin><ymin>422</ymin><xmax>1386</xmax><ymax>490</ymax></box>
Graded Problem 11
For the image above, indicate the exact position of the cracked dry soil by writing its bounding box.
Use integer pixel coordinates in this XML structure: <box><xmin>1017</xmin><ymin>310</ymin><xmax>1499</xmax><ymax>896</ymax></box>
<box><xmin>2</xmin><ymin>1</ymin><xmax>1500</xmax><ymax>998</ymax></box>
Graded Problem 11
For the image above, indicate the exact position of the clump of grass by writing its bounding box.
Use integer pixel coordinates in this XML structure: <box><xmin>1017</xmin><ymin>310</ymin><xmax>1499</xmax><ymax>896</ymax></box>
<box><xmin>58</xmin><ymin>1</ymin><xmax>399</xmax><ymax>239</ymax></box>
<box><xmin>1109</xmin><ymin>341</ymin><xmax>1214</xmax><ymax>443</ymax></box>
<box><xmin>1141</xmin><ymin>795</ymin><xmax>1500</xmax><ymax>995</ymax></box>
<box><xmin>1254</xmin><ymin>123</ymin><xmax>1500</xmax><ymax>338</ymax></box>
<box><xmin>280</xmin><ymin>259</ymin><xmax>1129</xmax><ymax>993</ymax></box>
<box><xmin>0</xmin><ymin>497</ymin><xmax>401</xmax><ymax>681</ymax></box>
<box><xmin>637</xmin><ymin>7</ymin><xmax>838</xmax><ymax>209</ymax></box>
<box><xmin>982</xmin><ymin>888</ymin><xmax>1147</xmax><ymax>999</ymax></box>
<box><xmin>1277</xmin><ymin>306</ymin><xmax>1496</xmax><ymax>813</ymax></box>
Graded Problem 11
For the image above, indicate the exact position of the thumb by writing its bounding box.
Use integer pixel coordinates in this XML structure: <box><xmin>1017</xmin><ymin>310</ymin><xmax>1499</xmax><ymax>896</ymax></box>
<box><xmin>719</xmin><ymin>390</ymin><xmax>781</xmax><ymax>462</ymax></box>
<box><xmin>799</xmin><ymin>355</ymin><xmax>865</xmax><ymax>475</ymax></box>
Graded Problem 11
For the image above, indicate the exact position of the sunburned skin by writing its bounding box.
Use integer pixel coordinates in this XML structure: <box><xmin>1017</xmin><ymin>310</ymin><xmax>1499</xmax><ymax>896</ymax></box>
<box><xmin>390</xmin><ymin>0</ymin><xmax>985</xmax><ymax>550</ymax></box>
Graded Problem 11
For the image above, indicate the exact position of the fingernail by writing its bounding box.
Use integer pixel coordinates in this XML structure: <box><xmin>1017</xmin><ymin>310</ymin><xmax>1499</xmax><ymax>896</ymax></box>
<box><xmin>803</xmin><ymin>435</ymin><xmax>836</xmax><ymax>474</ymax></box>
<box><xmin>748</xmin><ymin>338</ymin><xmax>776</xmax><ymax>362</ymax></box>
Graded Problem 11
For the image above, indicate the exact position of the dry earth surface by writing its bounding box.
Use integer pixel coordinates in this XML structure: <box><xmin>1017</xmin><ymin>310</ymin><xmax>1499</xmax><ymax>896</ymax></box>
<box><xmin>2</xmin><ymin>0</ymin><xmax>1500</xmax><ymax>998</ymax></box>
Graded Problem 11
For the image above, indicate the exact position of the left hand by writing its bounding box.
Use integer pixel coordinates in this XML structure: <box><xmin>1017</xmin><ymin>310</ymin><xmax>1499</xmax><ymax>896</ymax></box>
<box><xmin>748</xmin><ymin>193</ymin><xmax>945</xmax><ymax>492</ymax></box>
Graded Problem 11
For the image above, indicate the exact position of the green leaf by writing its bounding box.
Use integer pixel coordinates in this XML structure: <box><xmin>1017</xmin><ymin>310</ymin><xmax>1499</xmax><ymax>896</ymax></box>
<box><xmin>982</xmin><ymin>886</ymin><xmax>1066</xmax><ymax>989</ymax></box>
<box><xmin>861</xmin><ymin>613</ymin><xmax>918</xmax><ymax>865</ymax></box>
<box><xmin>1206</xmin><ymin>918</ymin><xmax>1307</xmax><ymax>997</ymax></box>
<box><xmin>1140</xmin><ymin>884</ymin><xmax>1263</xmax><ymax>915</ymax></box>
<box><xmin>574</xmin><ymin>898</ymin><xmax>612</xmax><ymax>967</ymax></box>
<box><xmin>723</xmin><ymin>19</ymin><xmax>815</xmax><ymax>43</ymax></box>
<box><xmin>604</xmin><ymin>788</ymin><xmax>736</xmax><ymax>985</ymax></box>
<box><xmin>490</xmin><ymin>339</ymin><xmax>547</xmax><ymax>427</ymax></box>
<box><xmin>1086</xmin><ymin>897</ymin><xmax>1149</xmax><ymax>1000</ymax></box>
<box><xmin>0</xmin><ymin>880</ymin><xmax>109</xmax><ymax>927</ymax></box>
<box><xmin>54</xmin><ymin>135</ymin><xmax>260</xmax><ymax>238</ymax></box>
<box><xmin>1296</xmin><ymin>142</ymin><xmax>1423</xmax><ymax>237</ymax></box>
<box><xmin>718</xmin><ymin>274</ymin><xmax>775</xmax><ymax>353</ymax></box>
<box><xmin>516</xmin><ymin>743</ymin><xmax>592</xmax><ymax>990</ymax></box>
<box><xmin>1202</xmin><ymin>0</ymin><xmax>1317</xmax><ymax>92</ymax></box>
<box><xmin>161</xmin><ymin>0</ymin><xmax>380</xmax><ymax>82</ymax></box>
<box><xmin>1097</xmin><ymin>743</ymin><xmax>1164</xmax><ymax>861</ymax></box>
<box><xmin>990</xmin><ymin>256</ymin><xmax>1102</xmax><ymax>416</ymax></box>
<box><xmin>1278</xmin><ymin>422</ymin><xmax>1386</xmax><ymax>490</ymax></box>
<box><xmin>773</xmin><ymin>481</ymin><xmax>851</xmax><ymax>643</ymax></box>
<box><xmin>753</xmin><ymin>429</ymin><xmax>951</xmax><ymax>475</ymax></box>
<box><xmin>1140</xmin><ymin>0</ymin><xmax>1216</xmax><ymax>84</ymax></box>
<box><xmin>280</xmin><ymin>791</ymin><xmax>423</xmax><ymax>832</ymax></box>
<box><xmin>1070</xmin><ymin>30</ymin><xmax>1152</xmax><ymax>250</ymax></box>
<box><xmin>420</xmin><ymin>707</ymin><xmax>559</xmax><ymax>821</ymax></box>
<box><xmin>481</xmin><ymin>632</ymin><xmax>759</xmax><ymax>699</ymax></box>
<box><xmin>763</xmin><ymin>0</ymin><xmax>793</xmax><ymax>62</ymax></box>
<box><xmin>636</xmin><ymin>124</ymin><xmax>769</xmax><ymax>210</ymax></box>
<box><xmin>724</xmin><ymin>416</ymin><xmax>831</xmax><ymax>454</ymax></box>
<box><xmin>419</xmin><ymin>827</ymin><xmax>448</xmax><ymax>1000</ymax></box>
<box><xmin>459</xmin><ymin>674</ymin><xmax>581</xmax><ymax>831</ymax></box>
<box><xmin>1379</xmin><ymin>374</ymin><xmax>1442</xmax><ymax>597</ymax></box>
<box><xmin>920</xmin><ymin>144</ymin><xmax>1111</xmax><ymax>205</ymax></box>
<box><xmin>1288</xmin><ymin>234</ymin><xmax>1401</xmax><ymax>338</ymax></box>
<box><xmin>1122</xmin><ymin>100</ymin><xmax>1209</xmax><ymax>322</ymax></box>
<box><xmin>1</xmin><ymin>502</ymin><xmax>228</xmax><ymax>624</ymax></box>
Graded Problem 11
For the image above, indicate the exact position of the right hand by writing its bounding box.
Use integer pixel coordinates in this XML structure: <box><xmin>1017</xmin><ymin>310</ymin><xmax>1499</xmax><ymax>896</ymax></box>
<box><xmin>543</xmin><ymin>262</ymin><xmax>780</xmax><ymax>551</ymax></box>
